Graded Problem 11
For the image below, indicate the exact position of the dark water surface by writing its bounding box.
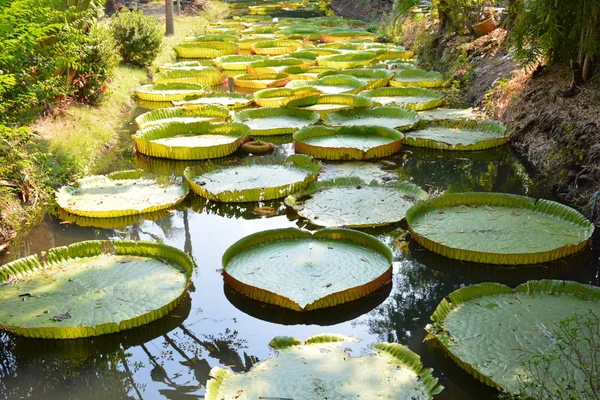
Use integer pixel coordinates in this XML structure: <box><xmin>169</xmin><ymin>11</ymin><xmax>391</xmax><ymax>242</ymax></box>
<box><xmin>2</xmin><ymin>12</ymin><xmax>599</xmax><ymax>400</ymax></box>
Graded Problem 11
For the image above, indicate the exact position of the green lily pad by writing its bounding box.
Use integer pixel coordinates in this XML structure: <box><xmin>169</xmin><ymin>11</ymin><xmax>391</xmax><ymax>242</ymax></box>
<box><xmin>233</xmin><ymin>73</ymin><xmax>290</xmax><ymax>89</ymax></box>
<box><xmin>316</xmin><ymin>51</ymin><xmax>379</xmax><ymax>69</ymax></box>
<box><xmin>286</xmin><ymin>93</ymin><xmax>375</xmax><ymax>115</ymax></box>
<box><xmin>135</xmin><ymin>83</ymin><xmax>206</xmax><ymax>102</ymax></box>
<box><xmin>321</xmin><ymin>30</ymin><xmax>377</xmax><ymax>42</ymax></box>
<box><xmin>0</xmin><ymin>240</ymin><xmax>193</xmax><ymax>339</ymax></box>
<box><xmin>318</xmin><ymin>67</ymin><xmax>394</xmax><ymax>89</ymax></box>
<box><xmin>232</xmin><ymin>107</ymin><xmax>320</xmax><ymax>135</ymax></box>
<box><xmin>247</xmin><ymin>57</ymin><xmax>309</xmax><ymax>74</ymax></box>
<box><xmin>158</xmin><ymin>61</ymin><xmax>203</xmax><ymax>72</ymax></box>
<box><xmin>222</xmin><ymin>228</ymin><xmax>393</xmax><ymax>311</ymax></box>
<box><xmin>286</xmin><ymin>74</ymin><xmax>368</xmax><ymax>94</ymax></box>
<box><xmin>251</xmin><ymin>39</ymin><xmax>303</xmax><ymax>55</ymax></box>
<box><xmin>427</xmin><ymin>280</ymin><xmax>600</xmax><ymax>395</ymax></box>
<box><xmin>135</xmin><ymin>105</ymin><xmax>229</xmax><ymax>129</ymax></box>
<box><xmin>185</xmin><ymin>33</ymin><xmax>239</xmax><ymax>42</ymax></box>
<box><xmin>207</xmin><ymin>334</ymin><xmax>443</xmax><ymax>400</ymax></box>
<box><xmin>174</xmin><ymin>42</ymin><xmax>239</xmax><ymax>59</ymax></box>
<box><xmin>213</xmin><ymin>55</ymin><xmax>265</xmax><ymax>71</ymax></box>
<box><xmin>153</xmin><ymin>67</ymin><xmax>226</xmax><ymax>86</ymax></box>
<box><xmin>184</xmin><ymin>154</ymin><xmax>321</xmax><ymax>202</ymax></box>
<box><xmin>56</xmin><ymin>170</ymin><xmax>188</xmax><ymax>218</ymax></box>
<box><xmin>133</xmin><ymin>122</ymin><xmax>250</xmax><ymax>160</ymax></box>
<box><xmin>404</xmin><ymin>120</ymin><xmax>509</xmax><ymax>150</ymax></box>
<box><xmin>361</xmin><ymin>87</ymin><xmax>446</xmax><ymax>110</ymax></box>
<box><xmin>417</xmin><ymin>107</ymin><xmax>486</xmax><ymax>122</ymax></box>
<box><xmin>406</xmin><ymin>192</ymin><xmax>594</xmax><ymax>265</ymax></box>
<box><xmin>253</xmin><ymin>86</ymin><xmax>322</xmax><ymax>107</ymax></box>
<box><xmin>322</xmin><ymin>106</ymin><xmax>420</xmax><ymax>131</ymax></box>
<box><xmin>319</xmin><ymin>161</ymin><xmax>398</xmax><ymax>183</ymax></box>
<box><xmin>173</xmin><ymin>92</ymin><xmax>253</xmax><ymax>109</ymax></box>
<box><xmin>287</xmin><ymin>178</ymin><xmax>428</xmax><ymax>227</ymax></box>
<box><xmin>390</xmin><ymin>69</ymin><xmax>444</xmax><ymax>88</ymax></box>
<box><xmin>56</xmin><ymin>208</ymin><xmax>172</xmax><ymax>229</ymax></box>
<box><xmin>294</xmin><ymin>125</ymin><xmax>404</xmax><ymax>160</ymax></box>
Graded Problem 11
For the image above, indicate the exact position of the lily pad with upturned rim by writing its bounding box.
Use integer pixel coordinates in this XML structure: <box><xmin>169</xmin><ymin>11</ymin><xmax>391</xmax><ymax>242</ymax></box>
<box><xmin>56</xmin><ymin>170</ymin><xmax>189</xmax><ymax>218</ymax></box>
<box><xmin>135</xmin><ymin>105</ymin><xmax>229</xmax><ymax>129</ymax></box>
<box><xmin>322</xmin><ymin>106</ymin><xmax>420</xmax><ymax>131</ymax></box>
<box><xmin>404</xmin><ymin>120</ymin><xmax>509</xmax><ymax>150</ymax></box>
<box><xmin>174</xmin><ymin>42</ymin><xmax>240</xmax><ymax>59</ymax></box>
<box><xmin>286</xmin><ymin>74</ymin><xmax>368</xmax><ymax>95</ymax></box>
<box><xmin>135</xmin><ymin>83</ymin><xmax>206</xmax><ymax>102</ymax></box>
<box><xmin>361</xmin><ymin>87</ymin><xmax>447</xmax><ymax>110</ymax></box>
<box><xmin>184</xmin><ymin>154</ymin><xmax>320</xmax><ymax>203</ymax></box>
<box><xmin>246</xmin><ymin>58</ymin><xmax>311</xmax><ymax>74</ymax></box>
<box><xmin>233</xmin><ymin>73</ymin><xmax>290</xmax><ymax>89</ymax></box>
<box><xmin>0</xmin><ymin>240</ymin><xmax>193</xmax><ymax>339</ymax></box>
<box><xmin>253</xmin><ymin>86</ymin><xmax>322</xmax><ymax>107</ymax></box>
<box><xmin>294</xmin><ymin>125</ymin><xmax>404</xmax><ymax>160</ymax></box>
<box><xmin>251</xmin><ymin>39</ymin><xmax>303</xmax><ymax>55</ymax></box>
<box><xmin>286</xmin><ymin>177</ymin><xmax>428</xmax><ymax>228</ymax></box>
<box><xmin>173</xmin><ymin>92</ymin><xmax>253</xmax><ymax>109</ymax></box>
<box><xmin>232</xmin><ymin>107</ymin><xmax>320</xmax><ymax>135</ymax></box>
<box><xmin>406</xmin><ymin>192</ymin><xmax>594</xmax><ymax>265</ymax></box>
<box><xmin>213</xmin><ymin>55</ymin><xmax>265</xmax><ymax>71</ymax></box>
<box><xmin>133</xmin><ymin>122</ymin><xmax>250</xmax><ymax>160</ymax></box>
<box><xmin>318</xmin><ymin>68</ymin><xmax>394</xmax><ymax>89</ymax></box>
<box><xmin>390</xmin><ymin>69</ymin><xmax>444</xmax><ymax>88</ymax></box>
<box><xmin>207</xmin><ymin>334</ymin><xmax>443</xmax><ymax>400</ymax></box>
<box><xmin>426</xmin><ymin>280</ymin><xmax>600</xmax><ymax>395</ymax></box>
<box><xmin>316</xmin><ymin>51</ymin><xmax>379</xmax><ymax>69</ymax></box>
<box><xmin>286</xmin><ymin>93</ymin><xmax>375</xmax><ymax>115</ymax></box>
<box><xmin>153</xmin><ymin>67</ymin><xmax>226</xmax><ymax>86</ymax></box>
<box><xmin>222</xmin><ymin>228</ymin><xmax>393</xmax><ymax>311</ymax></box>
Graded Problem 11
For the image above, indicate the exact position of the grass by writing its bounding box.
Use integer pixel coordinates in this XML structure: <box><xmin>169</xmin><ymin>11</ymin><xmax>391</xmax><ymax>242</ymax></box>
<box><xmin>1</xmin><ymin>2</ymin><xmax>230</xmax><ymax>253</ymax></box>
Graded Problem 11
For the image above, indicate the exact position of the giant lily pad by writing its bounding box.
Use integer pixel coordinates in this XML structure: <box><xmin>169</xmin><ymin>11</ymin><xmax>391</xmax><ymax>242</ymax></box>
<box><xmin>174</xmin><ymin>42</ymin><xmax>239</xmax><ymax>59</ymax></box>
<box><xmin>286</xmin><ymin>93</ymin><xmax>375</xmax><ymax>115</ymax></box>
<box><xmin>153</xmin><ymin>67</ymin><xmax>226</xmax><ymax>86</ymax></box>
<box><xmin>406</xmin><ymin>192</ymin><xmax>594</xmax><ymax>264</ymax></box>
<box><xmin>361</xmin><ymin>87</ymin><xmax>446</xmax><ymax>110</ymax></box>
<box><xmin>158</xmin><ymin>61</ymin><xmax>203</xmax><ymax>72</ymax></box>
<box><xmin>56</xmin><ymin>170</ymin><xmax>188</xmax><ymax>218</ymax></box>
<box><xmin>253</xmin><ymin>86</ymin><xmax>321</xmax><ymax>107</ymax></box>
<box><xmin>246</xmin><ymin>58</ymin><xmax>310</xmax><ymax>74</ymax></box>
<box><xmin>222</xmin><ymin>228</ymin><xmax>393</xmax><ymax>311</ymax></box>
<box><xmin>133</xmin><ymin>122</ymin><xmax>250</xmax><ymax>160</ymax></box>
<box><xmin>135</xmin><ymin>83</ymin><xmax>206</xmax><ymax>102</ymax></box>
<box><xmin>0</xmin><ymin>240</ymin><xmax>193</xmax><ymax>339</ymax></box>
<box><xmin>417</xmin><ymin>107</ymin><xmax>486</xmax><ymax>122</ymax></box>
<box><xmin>233</xmin><ymin>73</ymin><xmax>290</xmax><ymax>89</ymax></box>
<box><xmin>286</xmin><ymin>74</ymin><xmax>368</xmax><ymax>94</ymax></box>
<box><xmin>185</xmin><ymin>33</ymin><xmax>239</xmax><ymax>42</ymax></box>
<box><xmin>213</xmin><ymin>55</ymin><xmax>265</xmax><ymax>71</ymax></box>
<box><xmin>390</xmin><ymin>69</ymin><xmax>444</xmax><ymax>88</ymax></box>
<box><xmin>251</xmin><ymin>39</ymin><xmax>303</xmax><ymax>55</ymax></box>
<box><xmin>427</xmin><ymin>280</ymin><xmax>600</xmax><ymax>395</ymax></box>
<box><xmin>319</xmin><ymin>67</ymin><xmax>394</xmax><ymax>89</ymax></box>
<box><xmin>232</xmin><ymin>107</ymin><xmax>319</xmax><ymax>135</ymax></box>
<box><xmin>207</xmin><ymin>334</ymin><xmax>443</xmax><ymax>400</ymax></box>
<box><xmin>322</xmin><ymin>106</ymin><xmax>420</xmax><ymax>131</ymax></box>
<box><xmin>321</xmin><ymin>29</ymin><xmax>377</xmax><ymax>42</ymax></box>
<box><xmin>287</xmin><ymin>178</ymin><xmax>428</xmax><ymax>227</ymax></box>
<box><xmin>404</xmin><ymin>120</ymin><xmax>509</xmax><ymax>150</ymax></box>
<box><xmin>184</xmin><ymin>154</ymin><xmax>320</xmax><ymax>202</ymax></box>
<box><xmin>294</xmin><ymin>125</ymin><xmax>404</xmax><ymax>160</ymax></box>
<box><xmin>135</xmin><ymin>105</ymin><xmax>229</xmax><ymax>129</ymax></box>
<box><xmin>317</xmin><ymin>51</ymin><xmax>379</xmax><ymax>69</ymax></box>
<box><xmin>173</xmin><ymin>92</ymin><xmax>253</xmax><ymax>109</ymax></box>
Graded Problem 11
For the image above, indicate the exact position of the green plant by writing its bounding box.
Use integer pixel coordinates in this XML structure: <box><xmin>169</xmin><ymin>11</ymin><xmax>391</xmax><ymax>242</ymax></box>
<box><xmin>518</xmin><ymin>309</ymin><xmax>600</xmax><ymax>399</ymax></box>
<box><xmin>71</xmin><ymin>23</ymin><xmax>120</xmax><ymax>105</ymax></box>
<box><xmin>110</xmin><ymin>8</ymin><xmax>164</xmax><ymax>67</ymax></box>
<box><xmin>510</xmin><ymin>0</ymin><xmax>600</xmax><ymax>82</ymax></box>
<box><xmin>439</xmin><ymin>0</ymin><xmax>496</xmax><ymax>34</ymax></box>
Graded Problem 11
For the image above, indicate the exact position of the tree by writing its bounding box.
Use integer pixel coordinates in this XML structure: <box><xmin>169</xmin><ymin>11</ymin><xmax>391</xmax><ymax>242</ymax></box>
<box><xmin>165</xmin><ymin>0</ymin><xmax>174</xmax><ymax>36</ymax></box>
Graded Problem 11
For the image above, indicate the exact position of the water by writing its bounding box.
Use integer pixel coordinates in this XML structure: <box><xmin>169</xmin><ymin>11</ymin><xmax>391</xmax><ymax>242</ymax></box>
<box><xmin>2</xmin><ymin>11</ymin><xmax>600</xmax><ymax>400</ymax></box>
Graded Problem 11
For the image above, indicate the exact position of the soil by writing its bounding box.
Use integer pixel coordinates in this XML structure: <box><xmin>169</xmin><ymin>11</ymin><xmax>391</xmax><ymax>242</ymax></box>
<box><xmin>330</xmin><ymin>0</ymin><xmax>394</xmax><ymax>22</ymax></box>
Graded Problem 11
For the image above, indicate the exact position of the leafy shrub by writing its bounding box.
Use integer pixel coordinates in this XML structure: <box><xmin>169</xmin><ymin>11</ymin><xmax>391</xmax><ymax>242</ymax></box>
<box><xmin>110</xmin><ymin>9</ymin><xmax>164</xmax><ymax>67</ymax></box>
<box><xmin>440</xmin><ymin>0</ymin><xmax>496</xmax><ymax>34</ymax></box>
<box><xmin>71</xmin><ymin>23</ymin><xmax>120</xmax><ymax>105</ymax></box>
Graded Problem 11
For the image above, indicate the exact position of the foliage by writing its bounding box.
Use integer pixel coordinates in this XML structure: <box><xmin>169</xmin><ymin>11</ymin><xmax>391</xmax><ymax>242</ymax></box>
<box><xmin>438</xmin><ymin>0</ymin><xmax>496</xmax><ymax>33</ymax></box>
<box><xmin>71</xmin><ymin>23</ymin><xmax>120</xmax><ymax>105</ymax></box>
<box><xmin>509</xmin><ymin>0</ymin><xmax>600</xmax><ymax>77</ymax></box>
<box><xmin>110</xmin><ymin>8</ymin><xmax>164</xmax><ymax>67</ymax></box>
<box><xmin>518</xmin><ymin>309</ymin><xmax>600</xmax><ymax>399</ymax></box>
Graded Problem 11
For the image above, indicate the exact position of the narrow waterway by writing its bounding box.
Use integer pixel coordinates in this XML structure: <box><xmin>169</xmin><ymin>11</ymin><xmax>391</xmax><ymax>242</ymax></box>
<box><xmin>1</xmin><ymin>4</ymin><xmax>599</xmax><ymax>400</ymax></box>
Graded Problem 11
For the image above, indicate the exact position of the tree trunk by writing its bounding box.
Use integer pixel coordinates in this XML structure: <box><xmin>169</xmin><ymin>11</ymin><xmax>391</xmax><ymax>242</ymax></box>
<box><xmin>582</xmin><ymin>53</ymin><xmax>594</xmax><ymax>82</ymax></box>
<box><xmin>165</xmin><ymin>0</ymin><xmax>174</xmax><ymax>36</ymax></box>
<box><xmin>506</xmin><ymin>0</ymin><xmax>518</xmax><ymax>30</ymax></box>
<box><xmin>437</xmin><ymin>0</ymin><xmax>450</xmax><ymax>29</ymax></box>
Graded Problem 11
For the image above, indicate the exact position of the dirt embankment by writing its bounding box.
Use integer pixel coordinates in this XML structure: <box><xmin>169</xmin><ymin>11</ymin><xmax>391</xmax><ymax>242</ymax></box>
<box><xmin>330</xmin><ymin>0</ymin><xmax>600</xmax><ymax>224</ymax></box>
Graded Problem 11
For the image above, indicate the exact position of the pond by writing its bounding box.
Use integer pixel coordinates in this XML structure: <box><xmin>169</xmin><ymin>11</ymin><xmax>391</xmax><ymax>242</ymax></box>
<box><xmin>1</xmin><ymin>7</ymin><xmax>599</xmax><ymax>400</ymax></box>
